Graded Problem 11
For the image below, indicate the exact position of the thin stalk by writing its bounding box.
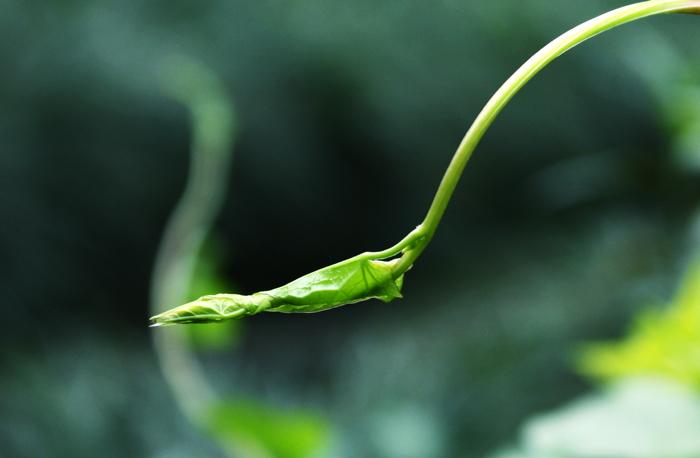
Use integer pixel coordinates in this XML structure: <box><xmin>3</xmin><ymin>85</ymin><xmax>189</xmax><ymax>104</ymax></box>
<box><xmin>393</xmin><ymin>0</ymin><xmax>700</xmax><ymax>275</ymax></box>
<box><xmin>150</xmin><ymin>1</ymin><xmax>699</xmax><ymax>326</ymax></box>
<box><xmin>149</xmin><ymin>57</ymin><xmax>235</xmax><ymax>447</ymax></box>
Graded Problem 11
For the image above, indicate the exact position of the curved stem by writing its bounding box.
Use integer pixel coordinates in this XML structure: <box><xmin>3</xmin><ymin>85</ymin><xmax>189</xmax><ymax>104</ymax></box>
<box><xmin>393</xmin><ymin>0</ymin><xmax>700</xmax><ymax>275</ymax></box>
<box><xmin>150</xmin><ymin>56</ymin><xmax>236</xmax><ymax>447</ymax></box>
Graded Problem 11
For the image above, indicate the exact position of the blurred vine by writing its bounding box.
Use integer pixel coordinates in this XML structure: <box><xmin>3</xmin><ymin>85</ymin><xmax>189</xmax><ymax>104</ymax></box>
<box><xmin>149</xmin><ymin>56</ymin><xmax>329</xmax><ymax>457</ymax></box>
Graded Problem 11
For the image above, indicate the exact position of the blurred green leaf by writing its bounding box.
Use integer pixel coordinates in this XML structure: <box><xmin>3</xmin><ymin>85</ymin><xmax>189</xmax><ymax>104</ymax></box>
<box><xmin>186</xmin><ymin>239</ymin><xmax>242</xmax><ymax>350</ymax></box>
<box><xmin>578</xmin><ymin>260</ymin><xmax>700</xmax><ymax>388</ymax></box>
<box><xmin>205</xmin><ymin>399</ymin><xmax>331</xmax><ymax>458</ymax></box>
<box><xmin>186</xmin><ymin>319</ymin><xmax>241</xmax><ymax>350</ymax></box>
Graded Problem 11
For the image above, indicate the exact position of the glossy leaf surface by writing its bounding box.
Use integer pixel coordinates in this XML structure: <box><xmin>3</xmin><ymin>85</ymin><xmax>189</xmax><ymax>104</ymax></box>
<box><xmin>151</xmin><ymin>255</ymin><xmax>404</xmax><ymax>325</ymax></box>
<box><xmin>264</xmin><ymin>257</ymin><xmax>403</xmax><ymax>313</ymax></box>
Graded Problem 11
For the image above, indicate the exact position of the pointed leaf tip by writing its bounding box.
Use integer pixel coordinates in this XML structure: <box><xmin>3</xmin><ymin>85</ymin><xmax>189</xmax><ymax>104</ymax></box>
<box><xmin>149</xmin><ymin>293</ymin><xmax>273</xmax><ymax>326</ymax></box>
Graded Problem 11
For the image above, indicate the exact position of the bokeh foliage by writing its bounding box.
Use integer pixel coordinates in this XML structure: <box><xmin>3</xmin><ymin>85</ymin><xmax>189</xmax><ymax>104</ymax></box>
<box><xmin>579</xmin><ymin>259</ymin><xmax>700</xmax><ymax>388</ymax></box>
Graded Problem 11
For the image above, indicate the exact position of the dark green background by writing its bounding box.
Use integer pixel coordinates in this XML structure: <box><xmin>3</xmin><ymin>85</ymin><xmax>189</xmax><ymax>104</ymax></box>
<box><xmin>1</xmin><ymin>1</ymin><xmax>699</xmax><ymax>456</ymax></box>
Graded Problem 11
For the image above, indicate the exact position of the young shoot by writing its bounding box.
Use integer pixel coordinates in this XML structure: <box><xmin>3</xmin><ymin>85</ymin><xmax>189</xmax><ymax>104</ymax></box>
<box><xmin>151</xmin><ymin>0</ymin><xmax>700</xmax><ymax>327</ymax></box>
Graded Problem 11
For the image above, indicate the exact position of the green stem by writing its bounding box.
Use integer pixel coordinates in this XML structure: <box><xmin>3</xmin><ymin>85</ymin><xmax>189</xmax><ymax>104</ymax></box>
<box><xmin>150</xmin><ymin>1</ymin><xmax>700</xmax><ymax>326</ymax></box>
<box><xmin>393</xmin><ymin>0</ymin><xmax>700</xmax><ymax>275</ymax></box>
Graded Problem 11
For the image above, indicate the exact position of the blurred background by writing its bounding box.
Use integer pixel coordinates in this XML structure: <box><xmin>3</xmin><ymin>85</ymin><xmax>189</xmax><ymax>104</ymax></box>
<box><xmin>2</xmin><ymin>1</ymin><xmax>700</xmax><ymax>457</ymax></box>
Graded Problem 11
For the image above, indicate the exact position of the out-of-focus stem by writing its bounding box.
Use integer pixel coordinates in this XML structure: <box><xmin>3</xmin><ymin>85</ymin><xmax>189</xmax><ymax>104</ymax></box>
<box><xmin>149</xmin><ymin>56</ymin><xmax>235</xmax><ymax>443</ymax></box>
